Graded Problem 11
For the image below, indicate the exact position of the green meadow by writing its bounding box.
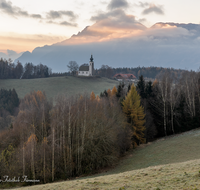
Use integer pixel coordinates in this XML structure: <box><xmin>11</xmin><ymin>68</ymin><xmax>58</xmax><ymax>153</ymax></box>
<box><xmin>0</xmin><ymin>76</ymin><xmax>118</xmax><ymax>100</ymax></box>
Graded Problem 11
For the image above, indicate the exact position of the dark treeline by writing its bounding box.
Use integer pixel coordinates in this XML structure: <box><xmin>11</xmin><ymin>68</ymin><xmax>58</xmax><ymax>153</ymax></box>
<box><xmin>0</xmin><ymin>58</ymin><xmax>52</xmax><ymax>79</ymax></box>
<box><xmin>22</xmin><ymin>63</ymin><xmax>51</xmax><ymax>79</ymax></box>
<box><xmin>1</xmin><ymin>58</ymin><xmax>188</xmax><ymax>80</ymax></box>
<box><xmin>136</xmin><ymin>71</ymin><xmax>200</xmax><ymax>138</ymax></box>
<box><xmin>95</xmin><ymin>65</ymin><xmax>187</xmax><ymax>79</ymax></box>
<box><xmin>49</xmin><ymin>72</ymin><xmax>70</xmax><ymax>77</ymax></box>
<box><xmin>0</xmin><ymin>89</ymin><xmax>19</xmax><ymax>130</ymax></box>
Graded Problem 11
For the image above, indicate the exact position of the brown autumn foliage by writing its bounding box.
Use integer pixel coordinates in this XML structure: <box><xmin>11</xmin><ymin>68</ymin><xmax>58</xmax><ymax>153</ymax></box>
<box><xmin>107</xmin><ymin>88</ymin><xmax>111</xmax><ymax>97</ymax></box>
<box><xmin>111</xmin><ymin>86</ymin><xmax>117</xmax><ymax>96</ymax></box>
<box><xmin>0</xmin><ymin>91</ymin><xmax>131</xmax><ymax>184</ymax></box>
<box><xmin>90</xmin><ymin>91</ymin><xmax>96</xmax><ymax>100</ymax></box>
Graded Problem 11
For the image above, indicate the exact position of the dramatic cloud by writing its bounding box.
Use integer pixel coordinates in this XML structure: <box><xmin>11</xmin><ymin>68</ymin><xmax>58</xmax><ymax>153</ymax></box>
<box><xmin>142</xmin><ymin>4</ymin><xmax>164</xmax><ymax>15</ymax></box>
<box><xmin>90</xmin><ymin>0</ymin><xmax>145</xmax><ymax>37</ymax></box>
<box><xmin>0</xmin><ymin>0</ymin><xmax>78</xmax><ymax>27</ymax></box>
<box><xmin>61</xmin><ymin>15</ymin><xmax>198</xmax><ymax>47</ymax></box>
<box><xmin>59</xmin><ymin>9</ymin><xmax>147</xmax><ymax>46</ymax></box>
<box><xmin>107</xmin><ymin>0</ymin><xmax>129</xmax><ymax>10</ymax></box>
<box><xmin>90</xmin><ymin>8</ymin><xmax>146</xmax><ymax>31</ymax></box>
<box><xmin>0</xmin><ymin>0</ymin><xmax>42</xmax><ymax>18</ymax></box>
<box><xmin>94</xmin><ymin>15</ymin><xmax>142</xmax><ymax>30</ymax></box>
<box><xmin>46</xmin><ymin>10</ymin><xmax>78</xmax><ymax>21</ymax></box>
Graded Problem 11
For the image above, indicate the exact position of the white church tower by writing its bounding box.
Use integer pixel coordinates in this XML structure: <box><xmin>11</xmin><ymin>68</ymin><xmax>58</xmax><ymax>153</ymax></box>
<box><xmin>89</xmin><ymin>55</ymin><xmax>94</xmax><ymax>76</ymax></box>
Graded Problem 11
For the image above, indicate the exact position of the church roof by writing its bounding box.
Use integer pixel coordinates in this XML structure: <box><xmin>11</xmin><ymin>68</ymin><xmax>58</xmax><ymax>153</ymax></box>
<box><xmin>79</xmin><ymin>64</ymin><xmax>89</xmax><ymax>71</ymax></box>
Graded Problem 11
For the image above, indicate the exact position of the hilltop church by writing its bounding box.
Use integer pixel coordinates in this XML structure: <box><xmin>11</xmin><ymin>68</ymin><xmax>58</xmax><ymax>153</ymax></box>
<box><xmin>78</xmin><ymin>55</ymin><xmax>94</xmax><ymax>76</ymax></box>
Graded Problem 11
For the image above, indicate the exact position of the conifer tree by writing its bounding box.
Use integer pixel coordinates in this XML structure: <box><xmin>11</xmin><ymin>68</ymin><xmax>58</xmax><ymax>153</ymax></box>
<box><xmin>96</xmin><ymin>95</ymin><xmax>100</xmax><ymax>101</ymax></box>
<box><xmin>122</xmin><ymin>84</ymin><xmax>146</xmax><ymax>147</ymax></box>
<box><xmin>111</xmin><ymin>86</ymin><xmax>117</xmax><ymax>96</ymax></box>
<box><xmin>145</xmin><ymin>81</ymin><xmax>153</xmax><ymax>98</ymax></box>
<box><xmin>137</xmin><ymin>75</ymin><xmax>146</xmax><ymax>99</ymax></box>
<box><xmin>90</xmin><ymin>91</ymin><xmax>96</xmax><ymax>101</ymax></box>
<box><xmin>116</xmin><ymin>84</ymin><xmax>122</xmax><ymax>98</ymax></box>
<box><xmin>107</xmin><ymin>89</ymin><xmax>111</xmax><ymax>97</ymax></box>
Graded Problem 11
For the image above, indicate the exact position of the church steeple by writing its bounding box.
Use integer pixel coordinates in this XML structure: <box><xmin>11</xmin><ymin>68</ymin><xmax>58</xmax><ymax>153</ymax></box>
<box><xmin>90</xmin><ymin>54</ymin><xmax>93</xmax><ymax>62</ymax></box>
<box><xmin>89</xmin><ymin>54</ymin><xmax>94</xmax><ymax>76</ymax></box>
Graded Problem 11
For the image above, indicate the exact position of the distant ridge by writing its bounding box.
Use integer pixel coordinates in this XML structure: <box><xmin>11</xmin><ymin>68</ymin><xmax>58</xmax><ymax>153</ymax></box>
<box><xmin>15</xmin><ymin>22</ymin><xmax>200</xmax><ymax>72</ymax></box>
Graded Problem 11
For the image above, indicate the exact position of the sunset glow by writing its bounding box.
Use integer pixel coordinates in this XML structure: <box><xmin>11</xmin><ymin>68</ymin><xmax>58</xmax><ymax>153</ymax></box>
<box><xmin>0</xmin><ymin>33</ymin><xmax>66</xmax><ymax>53</ymax></box>
<box><xmin>0</xmin><ymin>0</ymin><xmax>200</xmax><ymax>59</ymax></box>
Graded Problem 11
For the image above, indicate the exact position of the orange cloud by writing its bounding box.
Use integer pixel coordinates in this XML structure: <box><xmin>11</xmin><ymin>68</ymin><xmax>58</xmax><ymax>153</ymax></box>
<box><xmin>0</xmin><ymin>33</ymin><xmax>66</xmax><ymax>53</ymax></box>
<box><xmin>60</xmin><ymin>15</ymin><xmax>146</xmax><ymax>45</ymax></box>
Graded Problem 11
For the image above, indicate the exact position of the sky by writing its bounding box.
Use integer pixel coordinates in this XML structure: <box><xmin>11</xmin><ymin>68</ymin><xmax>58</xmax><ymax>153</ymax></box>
<box><xmin>1</xmin><ymin>0</ymin><xmax>200</xmax><ymax>57</ymax></box>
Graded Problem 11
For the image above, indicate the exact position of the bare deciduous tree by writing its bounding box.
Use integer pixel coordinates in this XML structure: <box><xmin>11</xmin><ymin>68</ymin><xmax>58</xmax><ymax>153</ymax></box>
<box><xmin>67</xmin><ymin>61</ymin><xmax>79</xmax><ymax>76</ymax></box>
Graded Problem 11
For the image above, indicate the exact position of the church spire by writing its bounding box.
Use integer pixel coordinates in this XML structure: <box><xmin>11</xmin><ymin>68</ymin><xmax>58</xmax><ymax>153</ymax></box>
<box><xmin>90</xmin><ymin>54</ymin><xmax>93</xmax><ymax>62</ymax></box>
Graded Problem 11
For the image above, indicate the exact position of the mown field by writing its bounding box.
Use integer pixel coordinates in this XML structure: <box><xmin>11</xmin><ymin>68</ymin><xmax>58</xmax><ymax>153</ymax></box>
<box><xmin>6</xmin><ymin>128</ymin><xmax>200</xmax><ymax>190</ymax></box>
<box><xmin>0</xmin><ymin>76</ymin><xmax>118</xmax><ymax>100</ymax></box>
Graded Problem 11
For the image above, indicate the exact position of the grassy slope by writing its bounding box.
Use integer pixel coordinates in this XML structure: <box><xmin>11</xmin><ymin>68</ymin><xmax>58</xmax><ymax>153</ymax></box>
<box><xmin>104</xmin><ymin>128</ymin><xmax>200</xmax><ymax>175</ymax></box>
<box><xmin>0</xmin><ymin>76</ymin><xmax>118</xmax><ymax>100</ymax></box>
<box><xmin>10</xmin><ymin>160</ymin><xmax>200</xmax><ymax>190</ymax></box>
<box><xmin>9</xmin><ymin>129</ymin><xmax>200</xmax><ymax>190</ymax></box>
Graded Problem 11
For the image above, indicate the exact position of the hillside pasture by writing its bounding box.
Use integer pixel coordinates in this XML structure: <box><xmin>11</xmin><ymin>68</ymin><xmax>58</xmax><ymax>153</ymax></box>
<box><xmin>9</xmin><ymin>159</ymin><xmax>200</xmax><ymax>190</ymax></box>
<box><xmin>103</xmin><ymin>128</ymin><xmax>200</xmax><ymax>175</ymax></box>
<box><xmin>0</xmin><ymin>76</ymin><xmax>118</xmax><ymax>100</ymax></box>
<box><xmin>6</xmin><ymin>128</ymin><xmax>200</xmax><ymax>190</ymax></box>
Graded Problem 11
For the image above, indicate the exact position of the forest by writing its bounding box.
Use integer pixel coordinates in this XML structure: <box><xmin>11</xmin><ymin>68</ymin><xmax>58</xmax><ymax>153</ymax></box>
<box><xmin>95</xmin><ymin>65</ymin><xmax>187</xmax><ymax>79</ymax></box>
<box><xmin>0</xmin><ymin>58</ymin><xmax>51</xmax><ymax>79</ymax></box>
<box><xmin>0</xmin><ymin>69</ymin><xmax>200</xmax><ymax>186</ymax></box>
<box><xmin>0</xmin><ymin>89</ymin><xmax>19</xmax><ymax>130</ymax></box>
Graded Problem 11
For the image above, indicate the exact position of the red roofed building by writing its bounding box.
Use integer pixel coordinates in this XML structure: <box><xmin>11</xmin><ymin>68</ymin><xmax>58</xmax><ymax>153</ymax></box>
<box><xmin>113</xmin><ymin>73</ymin><xmax>136</xmax><ymax>81</ymax></box>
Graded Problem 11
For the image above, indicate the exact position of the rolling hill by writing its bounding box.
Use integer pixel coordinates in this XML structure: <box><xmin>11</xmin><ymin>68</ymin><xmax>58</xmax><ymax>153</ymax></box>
<box><xmin>7</xmin><ymin>128</ymin><xmax>200</xmax><ymax>190</ymax></box>
<box><xmin>0</xmin><ymin>76</ymin><xmax>118</xmax><ymax>100</ymax></box>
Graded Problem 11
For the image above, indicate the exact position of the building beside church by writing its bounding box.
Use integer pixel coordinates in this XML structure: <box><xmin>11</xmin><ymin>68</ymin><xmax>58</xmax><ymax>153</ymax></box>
<box><xmin>113</xmin><ymin>73</ymin><xmax>136</xmax><ymax>81</ymax></box>
<box><xmin>78</xmin><ymin>55</ymin><xmax>94</xmax><ymax>76</ymax></box>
